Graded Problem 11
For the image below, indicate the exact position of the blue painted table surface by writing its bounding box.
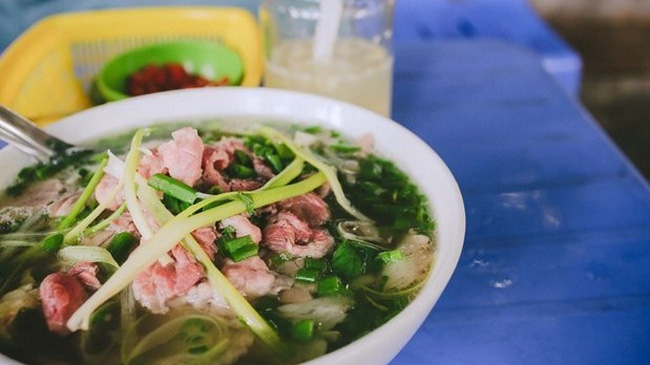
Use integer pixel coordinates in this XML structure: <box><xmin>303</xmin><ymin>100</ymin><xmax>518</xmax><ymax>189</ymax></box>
<box><xmin>389</xmin><ymin>40</ymin><xmax>650</xmax><ymax>364</ymax></box>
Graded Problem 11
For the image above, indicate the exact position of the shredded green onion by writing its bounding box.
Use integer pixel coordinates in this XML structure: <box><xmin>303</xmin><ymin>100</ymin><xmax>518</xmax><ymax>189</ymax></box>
<box><xmin>84</xmin><ymin>202</ymin><xmax>127</xmax><ymax>236</ymax></box>
<box><xmin>58</xmin><ymin>158</ymin><xmax>108</xmax><ymax>230</ymax></box>
<box><xmin>64</xmin><ymin>180</ymin><xmax>124</xmax><ymax>244</ymax></box>
<box><xmin>260</xmin><ymin>127</ymin><xmax>370</xmax><ymax>221</ymax></box>
<box><xmin>122</xmin><ymin>129</ymin><xmax>154</xmax><ymax>240</ymax></box>
<box><xmin>262</xmin><ymin>158</ymin><xmax>304</xmax><ymax>189</ymax></box>
<box><xmin>58</xmin><ymin>246</ymin><xmax>119</xmax><ymax>269</ymax></box>
<box><xmin>136</xmin><ymin>180</ymin><xmax>286</xmax><ymax>353</ymax></box>
<box><xmin>68</xmin><ymin>173</ymin><xmax>325</xmax><ymax>330</ymax></box>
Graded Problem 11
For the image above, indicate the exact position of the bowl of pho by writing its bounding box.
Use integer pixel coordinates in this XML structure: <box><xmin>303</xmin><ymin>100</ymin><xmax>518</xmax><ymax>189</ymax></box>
<box><xmin>0</xmin><ymin>88</ymin><xmax>465</xmax><ymax>365</ymax></box>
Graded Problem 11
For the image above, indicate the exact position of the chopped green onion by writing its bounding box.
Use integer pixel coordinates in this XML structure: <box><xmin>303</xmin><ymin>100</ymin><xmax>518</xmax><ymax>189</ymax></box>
<box><xmin>290</xmin><ymin>319</ymin><xmax>316</xmax><ymax>343</ymax></box>
<box><xmin>377</xmin><ymin>249</ymin><xmax>404</xmax><ymax>264</ymax></box>
<box><xmin>295</xmin><ymin>268</ymin><xmax>320</xmax><ymax>283</ymax></box>
<box><xmin>231</xmin><ymin>243</ymin><xmax>258</xmax><ymax>262</ymax></box>
<box><xmin>317</xmin><ymin>276</ymin><xmax>343</xmax><ymax>297</ymax></box>
<box><xmin>273</xmin><ymin>143</ymin><xmax>293</xmax><ymax>159</ymax></box>
<box><xmin>268</xmin><ymin>252</ymin><xmax>294</xmax><ymax>269</ymax></box>
<box><xmin>148</xmin><ymin>174</ymin><xmax>198</xmax><ymax>204</ymax></box>
<box><xmin>162</xmin><ymin>194</ymin><xmax>191</xmax><ymax>215</ymax></box>
<box><xmin>266</xmin><ymin>154</ymin><xmax>284</xmax><ymax>172</ymax></box>
<box><xmin>331</xmin><ymin>241</ymin><xmax>365</xmax><ymax>279</ymax></box>
<box><xmin>220</xmin><ymin>226</ymin><xmax>236</xmax><ymax>241</ymax></box>
<box><xmin>42</xmin><ymin>233</ymin><xmax>64</xmax><ymax>252</ymax></box>
<box><xmin>304</xmin><ymin>257</ymin><xmax>327</xmax><ymax>273</ymax></box>
<box><xmin>303</xmin><ymin>126</ymin><xmax>322</xmax><ymax>134</ymax></box>
<box><xmin>329</xmin><ymin>144</ymin><xmax>361</xmax><ymax>154</ymax></box>
<box><xmin>234</xmin><ymin>150</ymin><xmax>252</xmax><ymax>166</ymax></box>
<box><xmin>230</xmin><ymin>164</ymin><xmax>256</xmax><ymax>178</ymax></box>
<box><xmin>223</xmin><ymin>236</ymin><xmax>255</xmax><ymax>253</ymax></box>
<box><xmin>207</xmin><ymin>185</ymin><xmax>222</xmax><ymax>195</ymax></box>
<box><xmin>57</xmin><ymin>157</ymin><xmax>108</xmax><ymax>230</ymax></box>
<box><xmin>219</xmin><ymin>235</ymin><xmax>259</xmax><ymax>262</ymax></box>
<box><xmin>107</xmin><ymin>232</ymin><xmax>137</xmax><ymax>265</ymax></box>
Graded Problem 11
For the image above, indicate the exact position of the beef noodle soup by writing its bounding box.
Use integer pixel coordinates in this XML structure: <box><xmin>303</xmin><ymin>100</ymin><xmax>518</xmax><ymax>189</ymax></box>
<box><xmin>0</xmin><ymin>121</ymin><xmax>435</xmax><ymax>364</ymax></box>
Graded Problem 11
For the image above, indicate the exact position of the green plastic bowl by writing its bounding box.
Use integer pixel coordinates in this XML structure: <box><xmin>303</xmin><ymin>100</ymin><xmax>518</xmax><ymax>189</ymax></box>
<box><xmin>96</xmin><ymin>41</ymin><xmax>244</xmax><ymax>102</ymax></box>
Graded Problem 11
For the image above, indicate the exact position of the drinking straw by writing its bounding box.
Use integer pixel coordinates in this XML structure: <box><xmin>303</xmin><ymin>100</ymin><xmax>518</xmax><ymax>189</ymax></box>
<box><xmin>312</xmin><ymin>0</ymin><xmax>343</xmax><ymax>62</ymax></box>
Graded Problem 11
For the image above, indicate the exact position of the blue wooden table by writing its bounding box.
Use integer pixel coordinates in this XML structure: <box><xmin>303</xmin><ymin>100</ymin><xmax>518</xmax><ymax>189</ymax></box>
<box><xmin>2</xmin><ymin>3</ymin><xmax>650</xmax><ymax>362</ymax></box>
<box><xmin>390</xmin><ymin>40</ymin><xmax>650</xmax><ymax>364</ymax></box>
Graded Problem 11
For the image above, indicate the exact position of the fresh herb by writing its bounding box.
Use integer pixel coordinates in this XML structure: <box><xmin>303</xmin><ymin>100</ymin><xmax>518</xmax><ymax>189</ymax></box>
<box><xmin>377</xmin><ymin>249</ymin><xmax>404</xmax><ymax>264</ymax></box>
<box><xmin>295</xmin><ymin>268</ymin><xmax>320</xmax><ymax>283</ymax></box>
<box><xmin>6</xmin><ymin>149</ymin><xmax>96</xmax><ymax>197</ymax></box>
<box><xmin>303</xmin><ymin>126</ymin><xmax>322</xmax><ymax>134</ymax></box>
<box><xmin>148</xmin><ymin>174</ymin><xmax>198</xmax><ymax>204</ymax></box>
<box><xmin>290</xmin><ymin>319</ymin><xmax>316</xmax><ymax>343</ymax></box>
<box><xmin>329</xmin><ymin>144</ymin><xmax>361</xmax><ymax>154</ymax></box>
<box><xmin>229</xmin><ymin>164</ymin><xmax>256</xmax><ymax>179</ymax></box>
<box><xmin>217</xmin><ymin>226</ymin><xmax>259</xmax><ymax>262</ymax></box>
<box><xmin>341</xmin><ymin>155</ymin><xmax>434</xmax><ymax>233</ymax></box>
<box><xmin>234</xmin><ymin>150</ymin><xmax>252</xmax><ymax>166</ymax></box>
<box><xmin>41</xmin><ymin>233</ymin><xmax>64</xmax><ymax>252</ymax></box>
<box><xmin>107</xmin><ymin>232</ymin><xmax>137</xmax><ymax>265</ymax></box>
<box><xmin>304</xmin><ymin>257</ymin><xmax>328</xmax><ymax>273</ymax></box>
<box><xmin>268</xmin><ymin>252</ymin><xmax>294</xmax><ymax>269</ymax></box>
<box><xmin>266</xmin><ymin>154</ymin><xmax>284</xmax><ymax>173</ymax></box>
<box><xmin>244</xmin><ymin>135</ymin><xmax>294</xmax><ymax>174</ymax></box>
<box><xmin>162</xmin><ymin>193</ymin><xmax>191</xmax><ymax>215</ymax></box>
<box><xmin>317</xmin><ymin>276</ymin><xmax>343</xmax><ymax>297</ymax></box>
<box><xmin>331</xmin><ymin>241</ymin><xmax>366</xmax><ymax>279</ymax></box>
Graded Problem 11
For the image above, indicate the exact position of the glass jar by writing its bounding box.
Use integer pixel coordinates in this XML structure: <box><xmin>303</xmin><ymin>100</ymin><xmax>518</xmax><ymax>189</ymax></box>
<box><xmin>260</xmin><ymin>0</ymin><xmax>394</xmax><ymax>116</ymax></box>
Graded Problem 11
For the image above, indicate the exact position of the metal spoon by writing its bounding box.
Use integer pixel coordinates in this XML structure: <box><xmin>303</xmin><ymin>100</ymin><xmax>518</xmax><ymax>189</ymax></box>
<box><xmin>0</xmin><ymin>105</ymin><xmax>74</xmax><ymax>162</ymax></box>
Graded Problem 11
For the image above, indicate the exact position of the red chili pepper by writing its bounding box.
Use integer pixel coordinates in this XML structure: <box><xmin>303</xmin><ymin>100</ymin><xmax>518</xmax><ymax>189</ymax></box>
<box><xmin>126</xmin><ymin>63</ymin><xmax>230</xmax><ymax>96</ymax></box>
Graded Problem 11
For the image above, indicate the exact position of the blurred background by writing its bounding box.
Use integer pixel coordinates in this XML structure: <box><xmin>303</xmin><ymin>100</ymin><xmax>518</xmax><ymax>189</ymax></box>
<box><xmin>0</xmin><ymin>0</ymin><xmax>648</xmax><ymax>178</ymax></box>
<box><xmin>533</xmin><ymin>0</ymin><xmax>650</xmax><ymax>179</ymax></box>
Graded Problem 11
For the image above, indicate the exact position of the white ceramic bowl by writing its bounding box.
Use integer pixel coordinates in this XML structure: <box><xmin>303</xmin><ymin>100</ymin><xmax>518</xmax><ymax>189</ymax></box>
<box><xmin>0</xmin><ymin>88</ymin><xmax>465</xmax><ymax>365</ymax></box>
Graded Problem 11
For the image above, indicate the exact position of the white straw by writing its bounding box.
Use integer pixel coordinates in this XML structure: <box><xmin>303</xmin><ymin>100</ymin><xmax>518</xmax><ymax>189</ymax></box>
<box><xmin>312</xmin><ymin>0</ymin><xmax>343</xmax><ymax>63</ymax></box>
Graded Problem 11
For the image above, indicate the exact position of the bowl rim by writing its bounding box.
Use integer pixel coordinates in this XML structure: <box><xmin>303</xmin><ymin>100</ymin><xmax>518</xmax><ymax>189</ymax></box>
<box><xmin>0</xmin><ymin>88</ymin><xmax>465</xmax><ymax>365</ymax></box>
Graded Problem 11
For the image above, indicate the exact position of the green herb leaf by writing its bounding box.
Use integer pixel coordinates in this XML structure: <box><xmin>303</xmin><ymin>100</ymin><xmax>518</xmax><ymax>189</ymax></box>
<box><xmin>148</xmin><ymin>174</ymin><xmax>198</xmax><ymax>204</ymax></box>
<box><xmin>331</xmin><ymin>242</ymin><xmax>365</xmax><ymax>279</ymax></box>
<box><xmin>317</xmin><ymin>276</ymin><xmax>343</xmax><ymax>297</ymax></box>
<box><xmin>290</xmin><ymin>319</ymin><xmax>316</xmax><ymax>343</ymax></box>
<box><xmin>377</xmin><ymin>249</ymin><xmax>404</xmax><ymax>264</ymax></box>
<box><xmin>107</xmin><ymin>232</ymin><xmax>137</xmax><ymax>265</ymax></box>
<box><xmin>303</xmin><ymin>126</ymin><xmax>322</xmax><ymax>134</ymax></box>
<box><xmin>295</xmin><ymin>268</ymin><xmax>320</xmax><ymax>283</ymax></box>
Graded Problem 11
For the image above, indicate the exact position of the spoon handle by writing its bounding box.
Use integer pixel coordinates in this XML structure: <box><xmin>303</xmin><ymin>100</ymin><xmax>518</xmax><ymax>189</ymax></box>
<box><xmin>0</xmin><ymin>105</ymin><xmax>71</xmax><ymax>162</ymax></box>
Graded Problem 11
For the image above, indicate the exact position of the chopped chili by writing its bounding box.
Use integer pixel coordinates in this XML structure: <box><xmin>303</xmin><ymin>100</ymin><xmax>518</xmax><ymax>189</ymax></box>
<box><xmin>127</xmin><ymin>63</ymin><xmax>229</xmax><ymax>96</ymax></box>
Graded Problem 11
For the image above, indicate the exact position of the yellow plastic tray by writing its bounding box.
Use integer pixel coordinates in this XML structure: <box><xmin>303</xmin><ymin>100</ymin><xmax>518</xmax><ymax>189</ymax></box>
<box><xmin>0</xmin><ymin>7</ymin><xmax>263</xmax><ymax>126</ymax></box>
